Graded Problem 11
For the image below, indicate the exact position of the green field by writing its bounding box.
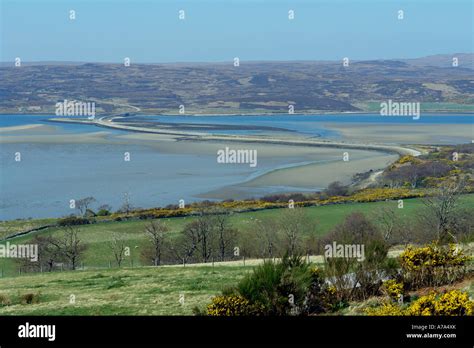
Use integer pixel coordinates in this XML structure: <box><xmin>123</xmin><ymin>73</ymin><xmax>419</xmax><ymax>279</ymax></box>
<box><xmin>1</xmin><ymin>194</ymin><xmax>473</xmax><ymax>276</ymax></box>
<box><xmin>0</xmin><ymin>265</ymin><xmax>251</xmax><ymax>315</ymax></box>
<box><xmin>0</xmin><ymin>218</ymin><xmax>56</xmax><ymax>240</ymax></box>
<box><xmin>1</xmin><ymin>261</ymin><xmax>473</xmax><ymax>316</ymax></box>
<box><xmin>1</xmin><ymin>195</ymin><xmax>473</xmax><ymax>316</ymax></box>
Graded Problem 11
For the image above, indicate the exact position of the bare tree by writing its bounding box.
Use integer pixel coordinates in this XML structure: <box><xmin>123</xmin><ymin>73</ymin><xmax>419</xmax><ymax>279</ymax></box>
<box><xmin>50</xmin><ymin>226</ymin><xmax>87</xmax><ymax>270</ymax></box>
<box><xmin>191</xmin><ymin>215</ymin><xmax>215</xmax><ymax>263</ymax></box>
<box><xmin>109</xmin><ymin>233</ymin><xmax>127</xmax><ymax>267</ymax></box>
<box><xmin>375</xmin><ymin>206</ymin><xmax>397</xmax><ymax>241</ymax></box>
<box><xmin>120</xmin><ymin>192</ymin><xmax>133</xmax><ymax>214</ymax></box>
<box><xmin>213</xmin><ymin>213</ymin><xmax>237</xmax><ymax>261</ymax></box>
<box><xmin>170</xmin><ymin>223</ymin><xmax>199</xmax><ymax>264</ymax></box>
<box><xmin>421</xmin><ymin>180</ymin><xmax>466</xmax><ymax>243</ymax></box>
<box><xmin>277</xmin><ymin>208</ymin><xmax>314</xmax><ymax>256</ymax></box>
<box><xmin>236</xmin><ymin>228</ymin><xmax>259</xmax><ymax>259</ymax></box>
<box><xmin>170</xmin><ymin>213</ymin><xmax>216</xmax><ymax>264</ymax></box>
<box><xmin>75</xmin><ymin>197</ymin><xmax>96</xmax><ymax>216</ymax></box>
<box><xmin>143</xmin><ymin>220</ymin><xmax>169</xmax><ymax>266</ymax></box>
<box><xmin>254</xmin><ymin>217</ymin><xmax>280</xmax><ymax>258</ymax></box>
<box><xmin>371</xmin><ymin>204</ymin><xmax>413</xmax><ymax>245</ymax></box>
<box><xmin>15</xmin><ymin>235</ymin><xmax>64</xmax><ymax>273</ymax></box>
<box><xmin>320</xmin><ymin>212</ymin><xmax>383</xmax><ymax>248</ymax></box>
<box><xmin>384</xmin><ymin>162</ymin><xmax>452</xmax><ymax>189</ymax></box>
<box><xmin>385</xmin><ymin>165</ymin><xmax>420</xmax><ymax>188</ymax></box>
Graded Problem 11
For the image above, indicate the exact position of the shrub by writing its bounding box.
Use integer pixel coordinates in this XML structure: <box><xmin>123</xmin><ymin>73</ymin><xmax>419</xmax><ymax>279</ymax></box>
<box><xmin>366</xmin><ymin>290</ymin><xmax>474</xmax><ymax>316</ymax></box>
<box><xmin>435</xmin><ymin>290</ymin><xmax>474</xmax><ymax>315</ymax></box>
<box><xmin>365</xmin><ymin>301</ymin><xmax>405</xmax><ymax>316</ymax></box>
<box><xmin>397</xmin><ymin>155</ymin><xmax>419</xmax><ymax>165</ymax></box>
<box><xmin>206</xmin><ymin>295</ymin><xmax>264</xmax><ymax>316</ymax></box>
<box><xmin>237</xmin><ymin>261</ymin><xmax>286</xmax><ymax>315</ymax></box>
<box><xmin>325</xmin><ymin>181</ymin><xmax>349</xmax><ymax>197</ymax></box>
<box><xmin>20</xmin><ymin>292</ymin><xmax>40</xmax><ymax>304</ymax></box>
<box><xmin>321</xmin><ymin>212</ymin><xmax>382</xmax><ymax>247</ymax></box>
<box><xmin>321</xmin><ymin>212</ymin><xmax>391</xmax><ymax>301</ymax></box>
<box><xmin>58</xmin><ymin>215</ymin><xmax>90</xmax><ymax>226</ymax></box>
<box><xmin>354</xmin><ymin>238</ymin><xmax>392</xmax><ymax>300</ymax></box>
<box><xmin>324</xmin><ymin>257</ymin><xmax>355</xmax><ymax>302</ymax></box>
<box><xmin>434</xmin><ymin>290</ymin><xmax>474</xmax><ymax>316</ymax></box>
<box><xmin>260</xmin><ymin>193</ymin><xmax>307</xmax><ymax>203</ymax></box>
<box><xmin>406</xmin><ymin>292</ymin><xmax>438</xmax><ymax>316</ymax></box>
<box><xmin>407</xmin><ymin>291</ymin><xmax>473</xmax><ymax>316</ymax></box>
<box><xmin>237</xmin><ymin>254</ymin><xmax>312</xmax><ymax>315</ymax></box>
<box><xmin>400</xmin><ymin>243</ymin><xmax>469</xmax><ymax>289</ymax></box>
<box><xmin>96</xmin><ymin>209</ymin><xmax>110</xmax><ymax>216</ymax></box>
<box><xmin>304</xmin><ymin>267</ymin><xmax>343</xmax><ymax>314</ymax></box>
<box><xmin>105</xmin><ymin>277</ymin><xmax>126</xmax><ymax>289</ymax></box>
<box><xmin>137</xmin><ymin>212</ymin><xmax>157</xmax><ymax>219</ymax></box>
<box><xmin>0</xmin><ymin>294</ymin><xmax>11</xmax><ymax>306</ymax></box>
<box><xmin>84</xmin><ymin>209</ymin><xmax>96</xmax><ymax>218</ymax></box>
<box><xmin>382</xmin><ymin>280</ymin><xmax>405</xmax><ymax>301</ymax></box>
<box><xmin>347</xmin><ymin>188</ymin><xmax>424</xmax><ymax>203</ymax></box>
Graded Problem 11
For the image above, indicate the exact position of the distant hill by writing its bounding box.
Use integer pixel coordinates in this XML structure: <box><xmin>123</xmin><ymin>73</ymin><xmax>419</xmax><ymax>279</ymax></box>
<box><xmin>400</xmin><ymin>53</ymin><xmax>474</xmax><ymax>68</ymax></box>
<box><xmin>0</xmin><ymin>54</ymin><xmax>473</xmax><ymax>115</ymax></box>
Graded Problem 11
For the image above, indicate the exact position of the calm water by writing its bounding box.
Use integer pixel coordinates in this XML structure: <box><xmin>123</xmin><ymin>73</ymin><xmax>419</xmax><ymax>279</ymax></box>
<box><xmin>0</xmin><ymin>143</ymin><xmax>241</xmax><ymax>219</ymax></box>
<box><xmin>0</xmin><ymin>115</ymin><xmax>128</xmax><ymax>135</ymax></box>
<box><xmin>1</xmin><ymin>114</ymin><xmax>472</xmax><ymax>136</ymax></box>
<box><xmin>115</xmin><ymin>114</ymin><xmax>473</xmax><ymax>137</ymax></box>
<box><xmin>0</xmin><ymin>140</ymin><xmax>316</xmax><ymax>220</ymax></box>
<box><xmin>0</xmin><ymin>114</ymin><xmax>472</xmax><ymax>220</ymax></box>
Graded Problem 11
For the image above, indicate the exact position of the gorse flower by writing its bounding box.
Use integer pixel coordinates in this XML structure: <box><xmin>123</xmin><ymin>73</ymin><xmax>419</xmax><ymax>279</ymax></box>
<box><xmin>434</xmin><ymin>290</ymin><xmax>474</xmax><ymax>316</ymax></box>
<box><xmin>367</xmin><ymin>290</ymin><xmax>473</xmax><ymax>316</ymax></box>
<box><xmin>399</xmin><ymin>243</ymin><xmax>469</xmax><ymax>288</ymax></box>
<box><xmin>206</xmin><ymin>295</ymin><xmax>264</xmax><ymax>316</ymax></box>
<box><xmin>382</xmin><ymin>280</ymin><xmax>404</xmax><ymax>301</ymax></box>
<box><xmin>406</xmin><ymin>292</ymin><xmax>438</xmax><ymax>316</ymax></box>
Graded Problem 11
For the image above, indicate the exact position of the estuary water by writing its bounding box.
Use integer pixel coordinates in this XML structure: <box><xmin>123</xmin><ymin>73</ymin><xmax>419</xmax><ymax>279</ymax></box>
<box><xmin>0</xmin><ymin>114</ymin><xmax>472</xmax><ymax>220</ymax></box>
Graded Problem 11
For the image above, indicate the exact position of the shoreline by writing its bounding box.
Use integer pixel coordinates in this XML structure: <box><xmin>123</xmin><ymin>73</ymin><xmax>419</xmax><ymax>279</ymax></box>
<box><xmin>6</xmin><ymin>114</ymin><xmax>472</xmax><ymax>220</ymax></box>
<box><xmin>1</xmin><ymin>111</ymin><xmax>474</xmax><ymax>117</ymax></box>
<box><xmin>45</xmin><ymin>116</ymin><xmax>423</xmax><ymax>157</ymax></box>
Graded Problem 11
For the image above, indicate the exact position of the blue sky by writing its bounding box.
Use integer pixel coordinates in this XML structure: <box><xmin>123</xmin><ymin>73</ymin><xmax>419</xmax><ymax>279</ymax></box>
<box><xmin>1</xmin><ymin>0</ymin><xmax>472</xmax><ymax>62</ymax></box>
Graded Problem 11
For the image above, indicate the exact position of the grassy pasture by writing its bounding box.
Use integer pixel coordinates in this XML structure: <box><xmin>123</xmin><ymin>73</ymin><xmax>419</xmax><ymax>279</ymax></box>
<box><xmin>0</xmin><ymin>195</ymin><xmax>473</xmax><ymax>276</ymax></box>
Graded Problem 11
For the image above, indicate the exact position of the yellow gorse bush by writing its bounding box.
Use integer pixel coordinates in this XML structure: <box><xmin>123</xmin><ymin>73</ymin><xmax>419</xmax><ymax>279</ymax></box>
<box><xmin>434</xmin><ymin>290</ymin><xmax>474</xmax><ymax>316</ymax></box>
<box><xmin>365</xmin><ymin>301</ymin><xmax>405</xmax><ymax>316</ymax></box>
<box><xmin>400</xmin><ymin>243</ymin><xmax>469</xmax><ymax>288</ymax></box>
<box><xmin>382</xmin><ymin>280</ymin><xmax>404</xmax><ymax>301</ymax></box>
<box><xmin>397</xmin><ymin>155</ymin><xmax>418</xmax><ymax>165</ymax></box>
<box><xmin>367</xmin><ymin>290</ymin><xmax>474</xmax><ymax>316</ymax></box>
<box><xmin>105</xmin><ymin>186</ymin><xmax>427</xmax><ymax>222</ymax></box>
<box><xmin>348</xmin><ymin>188</ymin><xmax>424</xmax><ymax>202</ymax></box>
<box><xmin>206</xmin><ymin>295</ymin><xmax>263</xmax><ymax>316</ymax></box>
<box><xmin>310</xmin><ymin>266</ymin><xmax>324</xmax><ymax>278</ymax></box>
<box><xmin>406</xmin><ymin>292</ymin><xmax>438</xmax><ymax>316</ymax></box>
<box><xmin>400</xmin><ymin>244</ymin><xmax>468</xmax><ymax>271</ymax></box>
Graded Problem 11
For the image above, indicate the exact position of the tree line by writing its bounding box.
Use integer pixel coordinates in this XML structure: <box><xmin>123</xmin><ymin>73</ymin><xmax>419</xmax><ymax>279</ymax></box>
<box><xmin>15</xmin><ymin>181</ymin><xmax>473</xmax><ymax>273</ymax></box>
